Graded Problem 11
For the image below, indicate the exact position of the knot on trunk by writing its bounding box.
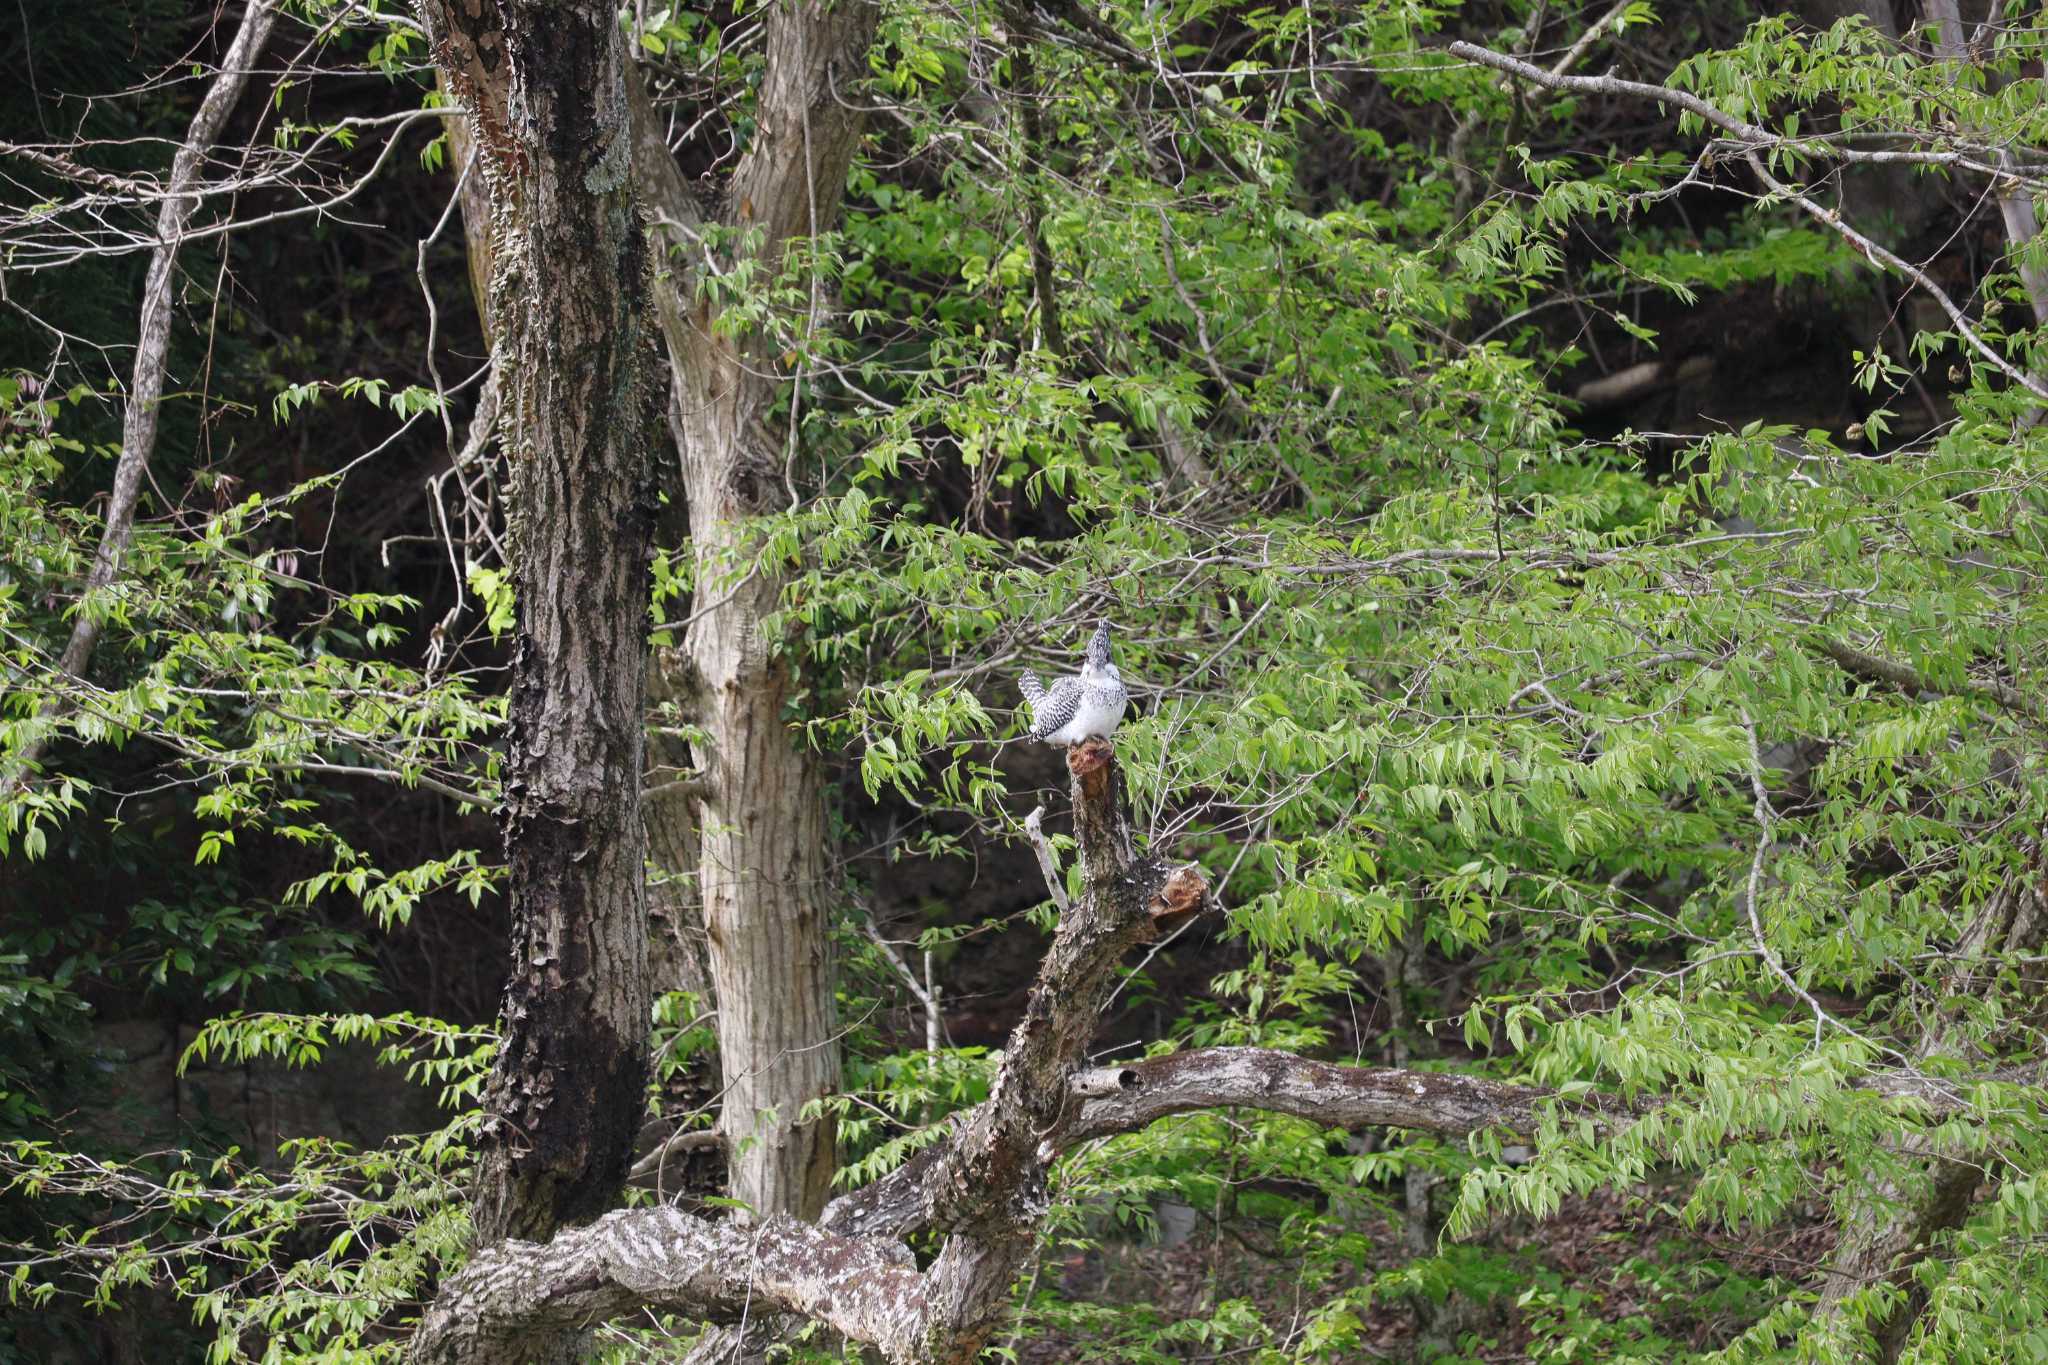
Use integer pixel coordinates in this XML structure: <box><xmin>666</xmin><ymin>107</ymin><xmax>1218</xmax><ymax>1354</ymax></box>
<box><xmin>1144</xmin><ymin>862</ymin><xmax>1209</xmax><ymax>939</ymax></box>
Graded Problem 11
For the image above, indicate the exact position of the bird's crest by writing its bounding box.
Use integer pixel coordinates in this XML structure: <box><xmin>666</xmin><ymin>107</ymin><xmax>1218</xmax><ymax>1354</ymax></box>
<box><xmin>1084</xmin><ymin>621</ymin><xmax>1113</xmax><ymax>669</ymax></box>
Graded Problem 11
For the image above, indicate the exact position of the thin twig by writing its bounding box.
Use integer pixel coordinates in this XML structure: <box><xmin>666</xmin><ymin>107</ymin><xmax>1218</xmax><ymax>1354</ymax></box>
<box><xmin>4</xmin><ymin>0</ymin><xmax>279</xmax><ymax>795</ymax></box>
<box><xmin>1742</xmin><ymin>151</ymin><xmax>2048</xmax><ymax>404</ymax></box>
<box><xmin>861</xmin><ymin>914</ymin><xmax>945</xmax><ymax>1051</ymax></box>
<box><xmin>1445</xmin><ymin>39</ymin><xmax>2048</xmax><ymax>405</ymax></box>
<box><xmin>1738</xmin><ymin>711</ymin><xmax>1893</xmax><ymax>1060</ymax></box>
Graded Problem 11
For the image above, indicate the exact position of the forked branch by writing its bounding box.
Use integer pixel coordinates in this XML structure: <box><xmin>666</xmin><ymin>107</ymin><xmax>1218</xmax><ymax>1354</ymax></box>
<box><xmin>413</xmin><ymin>733</ymin><xmax>2021</xmax><ymax>1363</ymax></box>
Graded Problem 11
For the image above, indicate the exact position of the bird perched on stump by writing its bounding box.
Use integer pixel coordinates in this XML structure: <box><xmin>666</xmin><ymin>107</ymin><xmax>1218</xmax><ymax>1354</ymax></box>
<box><xmin>1020</xmin><ymin>621</ymin><xmax>1129</xmax><ymax>745</ymax></box>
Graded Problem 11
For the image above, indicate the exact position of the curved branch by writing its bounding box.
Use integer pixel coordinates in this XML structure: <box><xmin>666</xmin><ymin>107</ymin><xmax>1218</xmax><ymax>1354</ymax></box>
<box><xmin>413</xmin><ymin>1207</ymin><xmax>925</xmax><ymax>1365</ymax></box>
<box><xmin>1448</xmin><ymin>38</ymin><xmax>2048</xmax><ymax>406</ymax></box>
<box><xmin>1741</xmin><ymin>150</ymin><xmax>2048</xmax><ymax>404</ymax></box>
<box><xmin>1060</xmin><ymin>1047</ymin><xmax>1614</xmax><ymax>1142</ymax></box>
<box><xmin>1445</xmin><ymin>39</ymin><xmax>1773</xmax><ymax>143</ymax></box>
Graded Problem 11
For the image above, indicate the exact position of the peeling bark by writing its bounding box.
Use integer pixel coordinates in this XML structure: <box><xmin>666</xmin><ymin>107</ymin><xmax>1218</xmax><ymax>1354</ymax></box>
<box><xmin>414</xmin><ymin>740</ymin><xmax>1216</xmax><ymax>1363</ymax></box>
<box><xmin>1062</xmin><ymin>1047</ymin><xmax>1587</xmax><ymax>1147</ymax></box>
<box><xmin>408</xmin><ymin>728</ymin><xmax>2023</xmax><ymax>1363</ymax></box>
<box><xmin>414</xmin><ymin>1207</ymin><xmax>927</xmax><ymax>1365</ymax></box>
<box><xmin>418</xmin><ymin>0</ymin><xmax>660</xmax><ymax>1282</ymax></box>
<box><xmin>630</xmin><ymin>0</ymin><xmax>878</xmax><ymax>1224</ymax></box>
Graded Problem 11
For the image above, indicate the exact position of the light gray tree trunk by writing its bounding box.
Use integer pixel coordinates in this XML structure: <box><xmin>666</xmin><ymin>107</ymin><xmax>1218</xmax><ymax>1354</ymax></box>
<box><xmin>631</xmin><ymin>0</ymin><xmax>878</xmax><ymax>1224</ymax></box>
<box><xmin>416</xmin><ymin>739</ymin><xmax>1219</xmax><ymax>1365</ymax></box>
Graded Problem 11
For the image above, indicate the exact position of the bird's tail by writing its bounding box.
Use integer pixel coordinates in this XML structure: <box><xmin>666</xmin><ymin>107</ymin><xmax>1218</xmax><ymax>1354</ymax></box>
<box><xmin>1019</xmin><ymin>670</ymin><xmax>1046</xmax><ymax>704</ymax></box>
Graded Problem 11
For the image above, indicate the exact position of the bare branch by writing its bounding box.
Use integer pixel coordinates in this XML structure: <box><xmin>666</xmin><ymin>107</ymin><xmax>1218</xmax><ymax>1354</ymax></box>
<box><xmin>1818</xmin><ymin>636</ymin><xmax>2045</xmax><ymax>724</ymax></box>
<box><xmin>628</xmin><ymin>1128</ymin><xmax>724</xmax><ymax>1184</ymax></box>
<box><xmin>1067</xmin><ymin>1046</ymin><xmax>2013</xmax><ymax>1144</ymax></box>
<box><xmin>413</xmin><ymin>1208</ymin><xmax>926</xmax><ymax>1365</ymax></box>
<box><xmin>1445</xmin><ymin>39</ymin><xmax>1774</xmax><ymax>144</ymax></box>
<box><xmin>861</xmin><ymin>913</ymin><xmax>945</xmax><ymax>1052</ymax></box>
<box><xmin>1444</xmin><ymin>38</ymin><xmax>2048</xmax><ymax>406</ymax></box>
<box><xmin>1741</xmin><ymin>150</ymin><xmax>2048</xmax><ymax>404</ymax></box>
<box><xmin>3</xmin><ymin>0</ymin><xmax>278</xmax><ymax>795</ymax></box>
<box><xmin>0</xmin><ymin>141</ymin><xmax>149</xmax><ymax>194</ymax></box>
<box><xmin>642</xmin><ymin>777</ymin><xmax>707</xmax><ymax>804</ymax></box>
<box><xmin>1736</xmin><ymin>710</ymin><xmax>1906</xmax><ymax>1059</ymax></box>
<box><xmin>1062</xmin><ymin>1046</ymin><xmax>1613</xmax><ymax>1140</ymax></box>
<box><xmin>1449</xmin><ymin>1</ymin><xmax>1632</xmax><ymax>216</ymax></box>
<box><xmin>1021</xmin><ymin>804</ymin><xmax>1070</xmax><ymax>914</ymax></box>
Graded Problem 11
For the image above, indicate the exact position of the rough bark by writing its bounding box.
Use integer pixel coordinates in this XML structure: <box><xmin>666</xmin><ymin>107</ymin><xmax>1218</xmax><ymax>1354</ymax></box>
<box><xmin>631</xmin><ymin>0</ymin><xmax>878</xmax><ymax>1224</ymax></box>
<box><xmin>1</xmin><ymin>0</ymin><xmax>277</xmax><ymax>794</ymax></box>
<box><xmin>413</xmin><ymin>1207</ymin><xmax>929</xmax><ymax>1365</ymax></box>
<box><xmin>1060</xmin><ymin>1047</ymin><xmax>1610</xmax><ymax>1142</ymax></box>
<box><xmin>409</xmin><ymin>730</ymin><xmax>2022</xmax><ymax>1363</ymax></box>
<box><xmin>415</xmin><ymin>739</ymin><xmax>1215</xmax><ymax>1364</ymax></box>
<box><xmin>894</xmin><ymin>742</ymin><xmax>1206</xmax><ymax>1356</ymax></box>
<box><xmin>418</xmin><ymin>0</ymin><xmax>661</xmax><ymax>1272</ymax></box>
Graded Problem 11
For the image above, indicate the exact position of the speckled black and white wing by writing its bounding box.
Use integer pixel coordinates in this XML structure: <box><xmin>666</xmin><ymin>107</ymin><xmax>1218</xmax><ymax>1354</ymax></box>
<box><xmin>1025</xmin><ymin>675</ymin><xmax>1086</xmax><ymax>741</ymax></box>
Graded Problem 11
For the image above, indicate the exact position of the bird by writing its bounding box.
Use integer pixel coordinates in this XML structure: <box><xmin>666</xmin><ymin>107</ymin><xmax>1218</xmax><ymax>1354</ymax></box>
<box><xmin>1019</xmin><ymin>621</ymin><xmax>1129</xmax><ymax>745</ymax></box>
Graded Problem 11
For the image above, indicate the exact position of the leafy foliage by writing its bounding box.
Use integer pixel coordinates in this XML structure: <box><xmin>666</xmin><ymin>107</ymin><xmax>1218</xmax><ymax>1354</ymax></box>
<box><xmin>4</xmin><ymin>0</ymin><xmax>2047</xmax><ymax>1360</ymax></box>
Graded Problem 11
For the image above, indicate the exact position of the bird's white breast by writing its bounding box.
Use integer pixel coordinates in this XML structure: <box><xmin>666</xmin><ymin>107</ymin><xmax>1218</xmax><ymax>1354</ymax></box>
<box><xmin>1044</xmin><ymin>686</ymin><xmax>1127</xmax><ymax>745</ymax></box>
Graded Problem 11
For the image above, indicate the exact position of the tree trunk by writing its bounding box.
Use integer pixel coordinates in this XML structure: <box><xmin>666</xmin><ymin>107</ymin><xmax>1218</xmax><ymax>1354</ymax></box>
<box><xmin>682</xmin><ymin>556</ymin><xmax>839</xmax><ymax>1220</ymax></box>
<box><xmin>420</xmin><ymin>0</ymin><xmax>660</xmax><ymax>1273</ymax></box>
<box><xmin>1815</xmin><ymin>869</ymin><xmax>2048</xmax><ymax>1357</ymax></box>
<box><xmin>631</xmin><ymin>0</ymin><xmax>878</xmax><ymax>1223</ymax></box>
<box><xmin>1924</xmin><ymin>0</ymin><xmax>2048</xmax><ymax>387</ymax></box>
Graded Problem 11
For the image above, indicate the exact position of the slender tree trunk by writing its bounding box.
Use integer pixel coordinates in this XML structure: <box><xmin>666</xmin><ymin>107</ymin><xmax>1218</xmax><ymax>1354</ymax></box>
<box><xmin>420</xmin><ymin>0</ymin><xmax>660</xmax><ymax>1283</ymax></box>
<box><xmin>1</xmin><ymin>0</ymin><xmax>276</xmax><ymax>794</ymax></box>
<box><xmin>631</xmin><ymin>1</ymin><xmax>878</xmax><ymax>1223</ymax></box>
<box><xmin>1924</xmin><ymin>0</ymin><xmax>2048</xmax><ymax>384</ymax></box>
<box><xmin>1815</xmin><ymin>868</ymin><xmax>2048</xmax><ymax>1357</ymax></box>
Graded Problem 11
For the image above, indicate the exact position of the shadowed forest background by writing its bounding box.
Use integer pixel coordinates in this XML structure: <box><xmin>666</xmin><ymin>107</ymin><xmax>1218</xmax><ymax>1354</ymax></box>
<box><xmin>2</xmin><ymin>1</ymin><xmax>2046</xmax><ymax>1361</ymax></box>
